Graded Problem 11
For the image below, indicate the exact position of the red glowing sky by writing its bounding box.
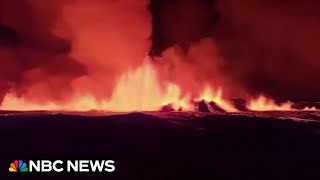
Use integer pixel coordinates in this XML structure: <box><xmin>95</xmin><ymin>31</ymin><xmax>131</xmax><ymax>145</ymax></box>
<box><xmin>0</xmin><ymin>0</ymin><xmax>319</xmax><ymax>112</ymax></box>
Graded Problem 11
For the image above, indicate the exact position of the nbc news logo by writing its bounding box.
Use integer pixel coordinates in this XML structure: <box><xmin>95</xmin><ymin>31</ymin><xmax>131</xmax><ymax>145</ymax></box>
<box><xmin>9</xmin><ymin>160</ymin><xmax>115</xmax><ymax>173</ymax></box>
<box><xmin>9</xmin><ymin>160</ymin><xmax>28</xmax><ymax>172</ymax></box>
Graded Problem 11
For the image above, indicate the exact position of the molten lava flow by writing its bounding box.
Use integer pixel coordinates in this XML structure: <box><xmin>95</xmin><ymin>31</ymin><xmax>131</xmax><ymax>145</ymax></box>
<box><xmin>1</xmin><ymin>94</ymin><xmax>108</xmax><ymax>111</ymax></box>
<box><xmin>101</xmin><ymin>62</ymin><xmax>192</xmax><ymax>111</ymax></box>
<box><xmin>302</xmin><ymin>106</ymin><xmax>317</xmax><ymax>111</ymax></box>
<box><xmin>248</xmin><ymin>96</ymin><xmax>294</xmax><ymax>111</ymax></box>
<box><xmin>0</xmin><ymin>62</ymin><xmax>318</xmax><ymax>112</ymax></box>
<box><xmin>0</xmin><ymin>62</ymin><xmax>192</xmax><ymax>112</ymax></box>
<box><xmin>198</xmin><ymin>86</ymin><xmax>239</xmax><ymax>112</ymax></box>
<box><xmin>1</xmin><ymin>93</ymin><xmax>63</xmax><ymax>111</ymax></box>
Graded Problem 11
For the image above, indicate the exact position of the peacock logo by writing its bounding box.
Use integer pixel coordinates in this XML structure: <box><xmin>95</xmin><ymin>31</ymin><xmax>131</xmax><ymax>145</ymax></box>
<box><xmin>9</xmin><ymin>160</ymin><xmax>29</xmax><ymax>172</ymax></box>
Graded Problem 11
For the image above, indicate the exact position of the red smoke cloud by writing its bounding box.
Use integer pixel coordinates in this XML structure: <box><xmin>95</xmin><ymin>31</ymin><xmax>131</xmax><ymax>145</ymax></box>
<box><xmin>0</xmin><ymin>0</ymin><xmax>86</xmax><ymax>104</ymax></box>
<box><xmin>59</xmin><ymin>0</ymin><xmax>151</xmax><ymax>100</ymax></box>
<box><xmin>0</xmin><ymin>0</ymin><xmax>151</xmax><ymax>106</ymax></box>
<box><xmin>215</xmin><ymin>0</ymin><xmax>320</xmax><ymax>101</ymax></box>
<box><xmin>151</xmin><ymin>0</ymin><xmax>320</xmax><ymax>101</ymax></box>
<box><xmin>0</xmin><ymin>0</ymin><xmax>319</xmax><ymax>111</ymax></box>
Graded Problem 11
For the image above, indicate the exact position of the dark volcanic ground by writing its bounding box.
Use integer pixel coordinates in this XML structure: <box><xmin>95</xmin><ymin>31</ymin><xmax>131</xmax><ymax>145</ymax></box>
<box><xmin>0</xmin><ymin>111</ymin><xmax>319</xmax><ymax>180</ymax></box>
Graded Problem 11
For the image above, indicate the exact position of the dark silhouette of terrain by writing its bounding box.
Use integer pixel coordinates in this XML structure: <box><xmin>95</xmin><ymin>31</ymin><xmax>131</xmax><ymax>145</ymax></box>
<box><xmin>0</xmin><ymin>112</ymin><xmax>319</xmax><ymax>179</ymax></box>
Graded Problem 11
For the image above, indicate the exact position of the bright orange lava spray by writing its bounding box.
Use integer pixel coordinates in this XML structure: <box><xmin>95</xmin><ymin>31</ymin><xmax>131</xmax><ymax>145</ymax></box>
<box><xmin>0</xmin><ymin>61</ymin><xmax>192</xmax><ymax>112</ymax></box>
<box><xmin>0</xmin><ymin>60</ymin><xmax>317</xmax><ymax>112</ymax></box>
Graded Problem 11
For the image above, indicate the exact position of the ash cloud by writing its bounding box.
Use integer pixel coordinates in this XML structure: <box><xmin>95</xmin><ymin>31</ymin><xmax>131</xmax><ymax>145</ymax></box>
<box><xmin>0</xmin><ymin>0</ymin><xmax>151</xmax><ymax>105</ymax></box>
<box><xmin>216</xmin><ymin>0</ymin><xmax>320</xmax><ymax>101</ymax></box>
<box><xmin>1</xmin><ymin>0</ymin><xmax>319</xmax><ymax>107</ymax></box>
<box><xmin>0</xmin><ymin>0</ymin><xmax>86</xmax><ymax>104</ymax></box>
<box><xmin>151</xmin><ymin>0</ymin><xmax>320</xmax><ymax>101</ymax></box>
<box><xmin>150</xmin><ymin>0</ymin><xmax>243</xmax><ymax>98</ymax></box>
<box><xmin>59</xmin><ymin>0</ymin><xmax>151</xmax><ymax>100</ymax></box>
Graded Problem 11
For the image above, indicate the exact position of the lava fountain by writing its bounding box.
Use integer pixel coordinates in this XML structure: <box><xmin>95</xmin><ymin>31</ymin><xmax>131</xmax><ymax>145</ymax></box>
<box><xmin>0</xmin><ymin>59</ymin><xmax>317</xmax><ymax>112</ymax></box>
<box><xmin>0</xmin><ymin>60</ymin><xmax>192</xmax><ymax>112</ymax></box>
<box><xmin>0</xmin><ymin>0</ymin><xmax>317</xmax><ymax>113</ymax></box>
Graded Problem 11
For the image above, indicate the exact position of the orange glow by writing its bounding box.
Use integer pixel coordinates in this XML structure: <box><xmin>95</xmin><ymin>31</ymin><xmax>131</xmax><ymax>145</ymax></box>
<box><xmin>302</xmin><ymin>106</ymin><xmax>317</xmax><ymax>111</ymax></box>
<box><xmin>0</xmin><ymin>62</ymin><xmax>318</xmax><ymax>113</ymax></box>
<box><xmin>248</xmin><ymin>96</ymin><xmax>294</xmax><ymax>111</ymax></box>
<box><xmin>0</xmin><ymin>94</ymin><xmax>103</xmax><ymax>111</ymax></box>
<box><xmin>0</xmin><ymin>62</ymin><xmax>192</xmax><ymax>112</ymax></box>
<box><xmin>198</xmin><ymin>86</ymin><xmax>239</xmax><ymax>112</ymax></box>
<box><xmin>101</xmin><ymin>62</ymin><xmax>192</xmax><ymax>111</ymax></box>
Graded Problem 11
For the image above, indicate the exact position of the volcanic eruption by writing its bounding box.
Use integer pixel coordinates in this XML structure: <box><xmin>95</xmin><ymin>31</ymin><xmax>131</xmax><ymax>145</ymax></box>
<box><xmin>0</xmin><ymin>1</ymin><xmax>320</xmax><ymax>179</ymax></box>
<box><xmin>0</xmin><ymin>0</ymin><xmax>318</xmax><ymax>113</ymax></box>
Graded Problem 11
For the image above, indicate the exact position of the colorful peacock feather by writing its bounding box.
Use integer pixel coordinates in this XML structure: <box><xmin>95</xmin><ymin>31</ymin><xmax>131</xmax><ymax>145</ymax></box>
<box><xmin>9</xmin><ymin>160</ymin><xmax>28</xmax><ymax>172</ymax></box>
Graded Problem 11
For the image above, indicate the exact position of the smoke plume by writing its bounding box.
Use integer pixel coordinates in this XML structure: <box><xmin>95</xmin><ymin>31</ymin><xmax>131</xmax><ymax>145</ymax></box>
<box><xmin>0</xmin><ymin>0</ymin><xmax>151</xmax><ymax>105</ymax></box>
<box><xmin>215</xmin><ymin>0</ymin><xmax>320</xmax><ymax>101</ymax></box>
<box><xmin>152</xmin><ymin>0</ymin><xmax>320</xmax><ymax>101</ymax></box>
<box><xmin>1</xmin><ymin>0</ymin><xmax>320</xmax><ymax>108</ymax></box>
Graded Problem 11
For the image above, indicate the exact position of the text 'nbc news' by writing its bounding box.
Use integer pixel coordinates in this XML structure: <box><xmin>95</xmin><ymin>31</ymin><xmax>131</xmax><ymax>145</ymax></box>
<box><xmin>9</xmin><ymin>160</ymin><xmax>115</xmax><ymax>173</ymax></box>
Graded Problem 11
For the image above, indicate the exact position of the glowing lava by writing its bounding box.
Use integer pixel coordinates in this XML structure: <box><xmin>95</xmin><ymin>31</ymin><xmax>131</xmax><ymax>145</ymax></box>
<box><xmin>101</xmin><ymin>62</ymin><xmax>192</xmax><ymax>111</ymax></box>
<box><xmin>0</xmin><ymin>62</ymin><xmax>192</xmax><ymax>112</ymax></box>
<box><xmin>248</xmin><ymin>96</ymin><xmax>293</xmax><ymax>111</ymax></box>
<box><xmin>198</xmin><ymin>86</ymin><xmax>238</xmax><ymax>112</ymax></box>
<box><xmin>0</xmin><ymin>62</ymin><xmax>318</xmax><ymax>112</ymax></box>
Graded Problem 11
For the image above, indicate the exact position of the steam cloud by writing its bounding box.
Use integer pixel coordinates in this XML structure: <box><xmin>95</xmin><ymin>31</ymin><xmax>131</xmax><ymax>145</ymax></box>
<box><xmin>215</xmin><ymin>0</ymin><xmax>320</xmax><ymax>101</ymax></box>
<box><xmin>152</xmin><ymin>0</ymin><xmax>320</xmax><ymax>101</ymax></box>
<box><xmin>0</xmin><ymin>0</ymin><xmax>151</xmax><ymax>105</ymax></box>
